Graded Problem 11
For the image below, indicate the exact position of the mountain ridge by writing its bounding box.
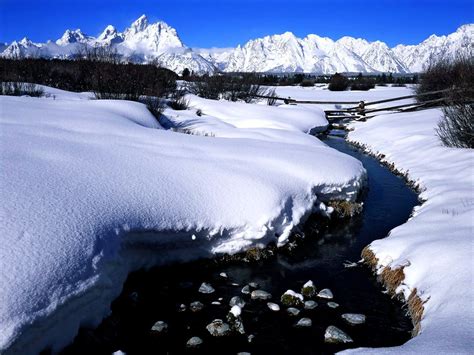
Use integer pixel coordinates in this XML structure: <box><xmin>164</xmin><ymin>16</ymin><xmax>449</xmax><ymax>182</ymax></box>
<box><xmin>2</xmin><ymin>15</ymin><xmax>472</xmax><ymax>75</ymax></box>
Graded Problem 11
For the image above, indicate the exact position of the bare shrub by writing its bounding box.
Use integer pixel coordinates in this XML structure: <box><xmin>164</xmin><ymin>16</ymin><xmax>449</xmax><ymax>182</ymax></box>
<box><xmin>192</xmin><ymin>75</ymin><xmax>226</xmax><ymax>100</ymax></box>
<box><xmin>266</xmin><ymin>88</ymin><xmax>278</xmax><ymax>106</ymax></box>
<box><xmin>437</xmin><ymin>103</ymin><xmax>474</xmax><ymax>148</ymax></box>
<box><xmin>300</xmin><ymin>79</ymin><xmax>315</xmax><ymax>87</ymax></box>
<box><xmin>1</xmin><ymin>82</ymin><xmax>44</xmax><ymax>97</ymax></box>
<box><xmin>419</xmin><ymin>51</ymin><xmax>474</xmax><ymax>148</ymax></box>
<box><xmin>328</xmin><ymin>73</ymin><xmax>349</xmax><ymax>91</ymax></box>
<box><xmin>191</xmin><ymin>74</ymin><xmax>268</xmax><ymax>102</ymax></box>
<box><xmin>168</xmin><ymin>96</ymin><xmax>189</xmax><ymax>110</ymax></box>
<box><xmin>141</xmin><ymin>96</ymin><xmax>165</xmax><ymax>121</ymax></box>
<box><xmin>168</xmin><ymin>88</ymin><xmax>189</xmax><ymax>110</ymax></box>
<box><xmin>350</xmin><ymin>73</ymin><xmax>375</xmax><ymax>91</ymax></box>
<box><xmin>75</xmin><ymin>44</ymin><xmax>121</xmax><ymax>64</ymax></box>
<box><xmin>416</xmin><ymin>50</ymin><xmax>474</xmax><ymax>102</ymax></box>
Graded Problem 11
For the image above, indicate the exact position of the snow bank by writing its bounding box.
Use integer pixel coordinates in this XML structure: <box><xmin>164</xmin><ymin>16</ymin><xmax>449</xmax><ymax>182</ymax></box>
<box><xmin>0</xmin><ymin>90</ymin><xmax>365</xmax><ymax>353</ymax></box>
<box><xmin>345</xmin><ymin>109</ymin><xmax>473</xmax><ymax>354</ymax></box>
<box><xmin>161</xmin><ymin>93</ymin><xmax>329</xmax><ymax>142</ymax></box>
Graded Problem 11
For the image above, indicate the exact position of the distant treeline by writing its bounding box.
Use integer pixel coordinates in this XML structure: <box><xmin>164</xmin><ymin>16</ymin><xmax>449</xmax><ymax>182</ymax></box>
<box><xmin>183</xmin><ymin>70</ymin><xmax>418</xmax><ymax>87</ymax></box>
<box><xmin>0</xmin><ymin>57</ymin><xmax>178</xmax><ymax>100</ymax></box>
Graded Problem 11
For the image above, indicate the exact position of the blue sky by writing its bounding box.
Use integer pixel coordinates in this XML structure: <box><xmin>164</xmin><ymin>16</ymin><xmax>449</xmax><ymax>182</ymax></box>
<box><xmin>0</xmin><ymin>0</ymin><xmax>472</xmax><ymax>47</ymax></box>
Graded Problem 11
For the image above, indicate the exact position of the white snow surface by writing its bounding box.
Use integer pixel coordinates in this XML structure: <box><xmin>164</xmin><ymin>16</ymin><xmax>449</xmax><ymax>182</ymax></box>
<box><xmin>344</xmin><ymin>109</ymin><xmax>474</xmax><ymax>354</ymax></box>
<box><xmin>0</xmin><ymin>87</ymin><xmax>366</xmax><ymax>353</ymax></box>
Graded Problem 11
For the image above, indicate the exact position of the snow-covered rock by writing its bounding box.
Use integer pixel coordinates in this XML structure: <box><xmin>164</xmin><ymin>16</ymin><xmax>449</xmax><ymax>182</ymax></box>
<box><xmin>287</xmin><ymin>307</ymin><xmax>300</xmax><ymax>316</ymax></box>
<box><xmin>198</xmin><ymin>282</ymin><xmax>215</xmax><ymax>294</ymax></box>
<box><xmin>317</xmin><ymin>288</ymin><xmax>334</xmax><ymax>299</ymax></box>
<box><xmin>304</xmin><ymin>300</ymin><xmax>318</xmax><ymax>310</ymax></box>
<box><xmin>251</xmin><ymin>290</ymin><xmax>272</xmax><ymax>301</ymax></box>
<box><xmin>150</xmin><ymin>321</ymin><xmax>168</xmax><ymax>333</ymax></box>
<box><xmin>294</xmin><ymin>318</ymin><xmax>312</xmax><ymax>328</ymax></box>
<box><xmin>281</xmin><ymin>290</ymin><xmax>304</xmax><ymax>306</ymax></box>
<box><xmin>301</xmin><ymin>280</ymin><xmax>316</xmax><ymax>297</ymax></box>
<box><xmin>206</xmin><ymin>319</ymin><xmax>231</xmax><ymax>337</ymax></box>
<box><xmin>324</xmin><ymin>326</ymin><xmax>353</xmax><ymax>344</ymax></box>
<box><xmin>267</xmin><ymin>302</ymin><xmax>280</xmax><ymax>311</ymax></box>
<box><xmin>186</xmin><ymin>336</ymin><xmax>203</xmax><ymax>348</ymax></box>
<box><xmin>229</xmin><ymin>296</ymin><xmax>246</xmax><ymax>308</ymax></box>
<box><xmin>241</xmin><ymin>285</ymin><xmax>251</xmax><ymax>295</ymax></box>
<box><xmin>342</xmin><ymin>313</ymin><xmax>366</xmax><ymax>325</ymax></box>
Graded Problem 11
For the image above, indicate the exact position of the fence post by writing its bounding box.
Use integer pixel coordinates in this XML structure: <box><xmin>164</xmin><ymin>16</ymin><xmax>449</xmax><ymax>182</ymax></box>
<box><xmin>358</xmin><ymin>101</ymin><xmax>366</xmax><ymax>116</ymax></box>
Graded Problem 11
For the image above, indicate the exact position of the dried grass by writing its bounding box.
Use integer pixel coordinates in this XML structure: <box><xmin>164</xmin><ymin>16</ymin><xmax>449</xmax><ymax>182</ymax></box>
<box><xmin>361</xmin><ymin>245</ymin><xmax>426</xmax><ymax>338</ymax></box>
<box><xmin>408</xmin><ymin>288</ymin><xmax>425</xmax><ymax>336</ymax></box>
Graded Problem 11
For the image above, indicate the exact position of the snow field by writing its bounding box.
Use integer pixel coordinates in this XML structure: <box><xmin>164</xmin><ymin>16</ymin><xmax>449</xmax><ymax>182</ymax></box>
<box><xmin>0</xmin><ymin>88</ymin><xmax>366</xmax><ymax>353</ymax></box>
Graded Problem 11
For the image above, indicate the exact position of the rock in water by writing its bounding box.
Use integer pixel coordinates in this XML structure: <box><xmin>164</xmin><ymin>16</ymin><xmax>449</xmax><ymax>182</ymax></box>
<box><xmin>249</xmin><ymin>282</ymin><xmax>259</xmax><ymax>289</ymax></box>
<box><xmin>324</xmin><ymin>326</ymin><xmax>353</xmax><ymax>344</ymax></box>
<box><xmin>287</xmin><ymin>307</ymin><xmax>300</xmax><ymax>316</ymax></box>
<box><xmin>227</xmin><ymin>308</ymin><xmax>245</xmax><ymax>335</ymax></box>
<box><xmin>219</xmin><ymin>272</ymin><xmax>228</xmax><ymax>279</ymax></box>
<box><xmin>301</xmin><ymin>280</ymin><xmax>316</xmax><ymax>298</ymax></box>
<box><xmin>230</xmin><ymin>305</ymin><xmax>242</xmax><ymax>317</ymax></box>
<box><xmin>229</xmin><ymin>296</ymin><xmax>246</xmax><ymax>308</ymax></box>
<box><xmin>304</xmin><ymin>300</ymin><xmax>318</xmax><ymax>310</ymax></box>
<box><xmin>186</xmin><ymin>336</ymin><xmax>203</xmax><ymax>348</ymax></box>
<box><xmin>178</xmin><ymin>303</ymin><xmax>187</xmax><ymax>312</ymax></box>
<box><xmin>248</xmin><ymin>334</ymin><xmax>255</xmax><ymax>343</ymax></box>
<box><xmin>241</xmin><ymin>285</ymin><xmax>251</xmax><ymax>294</ymax></box>
<box><xmin>251</xmin><ymin>290</ymin><xmax>272</xmax><ymax>300</ymax></box>
<box><xmin>199</xmin><ymin>282</ymin><xmax>215</xmax><ymax>294</ymax></box>
<box><xmin>327</xmin><ymin>302</ymin><xmax>339</xmax><ymax>309</ymax></box>
<box><xmin>294</xmin><ymin>318</ymin><xmax>312</xmax><ymax>328</ymax></box>
<box><xmin>267</xmin><ymin>302</ymin><xmax>280</xmax><ymax>311</ymax></box>
<box><xmin>206</xmin><ymin>319</ymin><xmax>231</xmax><ymax>337</ymax></box>
<box><xmin>150</xmin><ymin>321</ymin><xmax>168</xmax><ymax>333</ymax></box>
<box><xmin>190</xmin><ymin>301</ymin><xmax>204</xmax><ymax>312</ymax></box>
<box><xmin>317</xmin><ymin>288</ymin><xmax>334</xmax><ymax>299</ymax></box>
<box><xmin>342</xmin><ymin>313</ymin><xmax>366</xmax><ymax>325</ymax></box>
<box><xmin>281</xmin><ymin>290</ymin><xmax>304</xmax><ymax>306</ymax></box>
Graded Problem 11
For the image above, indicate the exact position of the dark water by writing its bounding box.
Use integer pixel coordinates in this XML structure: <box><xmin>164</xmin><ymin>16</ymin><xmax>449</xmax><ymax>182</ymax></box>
<box><xmin>61</xmin><ymin>135</ymin><xmax>419</xmax><ymax>355</ymax></box>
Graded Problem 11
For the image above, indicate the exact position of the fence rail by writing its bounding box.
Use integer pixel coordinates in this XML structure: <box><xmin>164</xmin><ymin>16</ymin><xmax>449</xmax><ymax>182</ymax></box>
<box><xmin>251</xmin><ymin>87</ymin><xmax>472</xmax><ymax>120</ymax></box>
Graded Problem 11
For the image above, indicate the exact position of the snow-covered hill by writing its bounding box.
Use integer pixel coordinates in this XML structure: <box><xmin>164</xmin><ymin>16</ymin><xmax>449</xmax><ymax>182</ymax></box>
<box><xmin>1</xmin><ymin>15</ymin><xmax>472</xmax><ymax>74</ymax></box>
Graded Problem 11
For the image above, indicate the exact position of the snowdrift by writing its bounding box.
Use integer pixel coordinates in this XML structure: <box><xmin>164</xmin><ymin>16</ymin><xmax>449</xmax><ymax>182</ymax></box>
<box><xmin>0</xmin><ymin>90</ymin><xmax>365</xmax><ymax>353</ymax></box>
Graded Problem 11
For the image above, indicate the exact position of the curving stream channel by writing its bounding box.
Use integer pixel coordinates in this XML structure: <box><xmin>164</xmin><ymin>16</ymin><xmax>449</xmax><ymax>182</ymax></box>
<box><xmin>61</xmin><ymin>132</ymin><xmax>419</xmax><ymax>355</ymax></box>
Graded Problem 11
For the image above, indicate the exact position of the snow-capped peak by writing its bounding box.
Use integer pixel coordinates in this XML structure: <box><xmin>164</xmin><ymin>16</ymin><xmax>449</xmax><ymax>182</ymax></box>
<box><xmin>121</xmin><ymin>16</ymin><xmax>184</xmax><ymax>55</ymax></box>
<box><xmin>126</xmin><ymin>15</ymin><xmax>149</xmax><ymax>35</ymax></box>
<box><xmin>97</xmin><ymin>25</ymin><xmax>123</xmax><ymax>45</ymax></box>
<box><xmin>56</xmin><ymin>29</ymin><xmax>92</xmax><ymax>46</ymax></box>
<box><xmin>19</xmin><ymin>37</ymin><xmax>33</xmax><ymax>46</ymax></box>
<box><xmin>98</xmin><ymin>25</ymin><xmax>117</xmax><ymax>39</ymax></box>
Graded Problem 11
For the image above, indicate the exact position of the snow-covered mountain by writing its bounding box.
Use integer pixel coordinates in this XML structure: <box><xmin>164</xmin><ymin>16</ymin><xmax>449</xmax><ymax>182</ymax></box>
<box><xmin>1</xmin><ymin>15</ymin><xmax>472</xmax><ymax>75</ymax></box>
<box><xmin>222</xmin><ymin>32</ymin><xmax>375</xmax><ymax>73</ymax></box>
<box><xmin>337</xmin><ymin>37</ymin><xmax>408</xmax><ymax>73</ymax></box>
<box><xmin>393</xmin><ymin>24</ymin><xmax>474</xmax><ymax>72</ymax></box>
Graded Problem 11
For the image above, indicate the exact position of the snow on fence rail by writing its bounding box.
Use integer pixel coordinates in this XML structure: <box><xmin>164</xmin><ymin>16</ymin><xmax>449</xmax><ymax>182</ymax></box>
<box><xmin>252</xmin><ymin>87</ymin><xmax>472</xmax><ymax>120</ymax></box>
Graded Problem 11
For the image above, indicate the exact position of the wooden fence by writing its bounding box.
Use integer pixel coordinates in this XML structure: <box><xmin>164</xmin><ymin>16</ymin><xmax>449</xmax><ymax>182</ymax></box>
<box><xmin>252</xmin><ymin>87</ymin><xmax>472</xmax><ymax>120</ymax></box>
